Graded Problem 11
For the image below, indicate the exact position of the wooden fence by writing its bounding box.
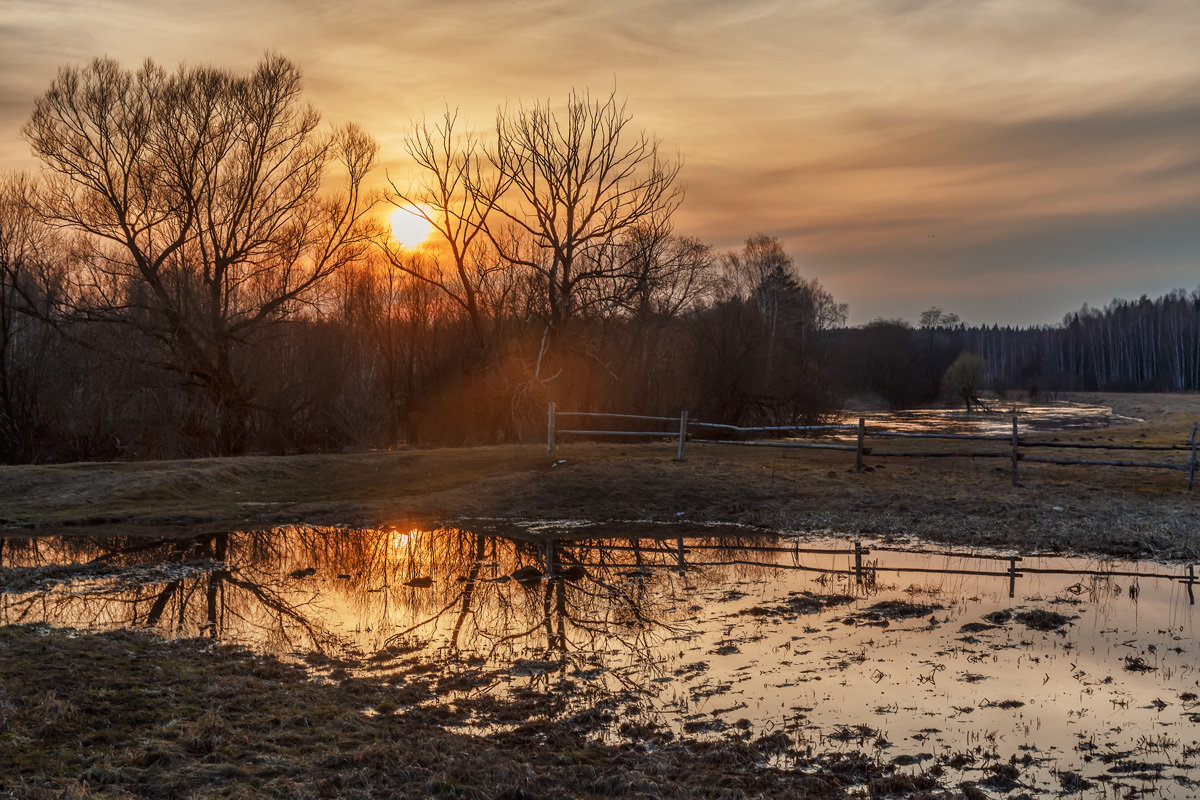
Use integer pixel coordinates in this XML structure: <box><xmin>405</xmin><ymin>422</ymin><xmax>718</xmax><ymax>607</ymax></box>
<box><xmin>546</xmin><ymin>403</ymin><xmax>1200</xmax><ymax>491</ymax></box>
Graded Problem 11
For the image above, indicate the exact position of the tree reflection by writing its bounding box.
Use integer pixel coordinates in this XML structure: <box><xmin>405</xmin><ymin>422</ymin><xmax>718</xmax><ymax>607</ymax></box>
<box><xmin>1</xmin><ymin>527</ymin><xmax>773</xmax><ymax>669</ymax></box>
<box><xmin>0</xmin><ymin>530</ymin><xmax>347</xmax><ymax>653</ymax></box>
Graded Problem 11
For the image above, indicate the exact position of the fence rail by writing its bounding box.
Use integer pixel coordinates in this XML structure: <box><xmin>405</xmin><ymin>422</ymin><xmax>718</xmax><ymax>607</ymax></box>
<box><xmin>546</xmin><ymin>403</ymin><xmax>1200</xmax><ymax>491</ymax></box>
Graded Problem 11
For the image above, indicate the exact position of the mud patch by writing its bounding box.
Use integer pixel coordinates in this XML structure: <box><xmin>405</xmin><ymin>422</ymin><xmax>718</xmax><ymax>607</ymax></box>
<box><xmin>840</xmin><ymin>599</ymin><xmax>943</xmax><ymax>626</ymax></box>
<box><xmin>738</xmin><ymin>591</ymin><xmax>855</xmax><ymax>619</ymax></box>
<box><xmin>977</xmin><ymin>607</ymin><xmax>1074</xmax><ymax>631</ymax></box>
<box><xmin>1014</xmin><ymin>609</ymin><xmax>1074</xmax><ymax>630</ymax></box>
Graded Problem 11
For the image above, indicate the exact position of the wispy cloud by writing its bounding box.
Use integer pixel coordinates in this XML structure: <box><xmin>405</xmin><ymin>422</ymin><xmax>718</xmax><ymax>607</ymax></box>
<box><xmin>1</xmin><ymin>0</ymin><xmax>1198</xmax><ymax>325</ymax></box>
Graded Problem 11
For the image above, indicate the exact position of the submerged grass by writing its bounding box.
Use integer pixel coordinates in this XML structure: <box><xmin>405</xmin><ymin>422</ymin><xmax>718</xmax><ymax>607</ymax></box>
<box><xmin>0</xmin><ymin>624</ymin><xmax>984</xmax><ymax>800</ymax></box>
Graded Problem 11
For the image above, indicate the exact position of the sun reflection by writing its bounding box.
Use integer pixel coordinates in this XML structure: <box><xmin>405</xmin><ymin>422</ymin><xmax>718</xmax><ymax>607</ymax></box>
<box><xmin>389</xmin><ymin>528</ymin><xmax>416</xmax><ymax>550</ymax></box>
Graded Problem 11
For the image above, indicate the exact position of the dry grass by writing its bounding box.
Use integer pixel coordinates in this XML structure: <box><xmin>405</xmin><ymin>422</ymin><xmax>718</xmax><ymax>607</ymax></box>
<box><xmin>0</xmin><ymin>625</ymin><xmax>940</xmax><ymax>799</ymax></box>
<box><xmin>1062</xmin><ymin>391</ymin><xmax>1200</xmax><ymax>428</ymax></box>
<box><xmin>0</xmin><ymin>446</ymin><xmax>546</xmax><ymax>529</ymax></box>
<box><xmin>1</xmin><ymin>393</ymin><xmax>1197</xmax><ymax>560</ymax></box>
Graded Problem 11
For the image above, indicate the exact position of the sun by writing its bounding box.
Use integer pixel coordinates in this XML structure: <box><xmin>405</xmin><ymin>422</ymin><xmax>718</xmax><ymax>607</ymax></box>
<box><xmin>388</xmin><ymin>206</ymin><xmax>436</xmax><ymax>248</ymax></box>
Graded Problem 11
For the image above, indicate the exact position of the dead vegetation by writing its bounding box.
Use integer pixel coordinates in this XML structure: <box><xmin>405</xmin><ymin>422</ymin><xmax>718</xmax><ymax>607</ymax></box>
<box><xmin>3</xmin><ymin>394</ymin><xmax>1195</xmax><ymax>561</ymax></box>
<box><xmin>1</xmin><ymin>624</ymin><xmax>1000</xmax><ymax>800</ymax></box>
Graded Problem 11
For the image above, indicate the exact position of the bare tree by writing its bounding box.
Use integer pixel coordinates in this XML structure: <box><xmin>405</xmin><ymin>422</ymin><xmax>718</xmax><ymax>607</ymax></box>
<box><xmin>595</xmin><ymin>218</ymin><xmax>715</xmax><ymax>409</ymax></box>
<box><xmin>384</xmin><ymin>110</ymin><xmax>505</xmax><ymax>348</ymax></box>
<box><xmin>717</xmin><ymin>234</ymin><xmax>845</xmax><ymax>384</ymax></box>
<box><xmin>0</xmin><ymin>173</ymin><xmax>69</xmax><ymax>461</ymax></box>
<box><xmin>0</xmin><ymin>174</ymin><xmax>38</xmax><ymax>459</ymax></box>
<box><xmin>22</xmin><ymin>55</ymin><xmax>378</xmax><ymax>453</ymax></box>
<box><xmin>601</xmin><ymin>216</ymin><xmax>715</xmax><ymax>320</ymax></box>
<box><xmin>941</xmin><ymin>350</ymin><xmax>987</xmax><ymax>411</ymax></box>
<box><xmin>482</xmin><ymin>90</ymin><xmax>683</xmax><ymax>328</ymax></box>
<box><xmin>919</xmin><ymin>306</ymin><xmax>961</xmax><ymax>329</ymax></box>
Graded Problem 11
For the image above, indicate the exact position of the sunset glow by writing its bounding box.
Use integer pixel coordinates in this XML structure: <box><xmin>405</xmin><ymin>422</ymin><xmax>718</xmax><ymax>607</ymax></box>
<box><xmin>1</xmin><ymin>1</ymin><xmax>1199</xmax><ymax>325</ymax></box>
<box><xmin>389</xmin><ymin>528</ymin><xmax>418</xmax><ymax>550</ymax></box>
<box><xmin>388</xmin><ymin>206</ymin><xmax>436</xmax><ymax>249</ymax></box>
<box><xmin>4</xmin><ymin>5</ymin><xmax>1200</xmax><ymax>789</ymax></box>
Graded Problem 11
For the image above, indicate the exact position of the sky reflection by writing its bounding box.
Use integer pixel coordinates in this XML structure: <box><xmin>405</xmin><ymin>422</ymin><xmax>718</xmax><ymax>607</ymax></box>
<box><xmin>2</xmin><ymin>526</ymin><xmax>1197</xmax><ymax>793</ymax></box>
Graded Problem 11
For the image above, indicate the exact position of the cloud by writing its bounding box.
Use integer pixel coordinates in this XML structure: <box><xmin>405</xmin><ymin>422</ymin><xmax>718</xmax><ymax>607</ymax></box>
<box><xmin>813</xmin><ymin>199</ymin><xmax>1200</xmax><ymax>325</ymax></box>
<box><xmin>676</xmin><ymin>88</ymin><xmax>1200</xmax><ymax>268</ymax></box>
<box><xmin>2</xmin><ymin>0</ymin><xmax>1199</xmax><ymax>327</ymax></box>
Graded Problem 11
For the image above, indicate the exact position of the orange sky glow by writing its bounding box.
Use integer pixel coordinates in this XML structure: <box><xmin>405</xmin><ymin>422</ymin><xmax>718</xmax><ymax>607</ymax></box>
<box><xmin>388</xmin><ymin>206</ymin><xmax>437</xmax><ymax>249</ymax></box>
<box><xmin>2</xmin><ymin>0</ymin><xmax>1198</xmax><ymax>326</ymax></box>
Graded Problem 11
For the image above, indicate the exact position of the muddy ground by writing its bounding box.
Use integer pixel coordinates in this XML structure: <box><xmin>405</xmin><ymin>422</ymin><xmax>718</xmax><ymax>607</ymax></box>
<box><xmin>1</xmin><ymin>623</ymin><xmax>977</xmax><ymax>800</ymax></box>
<box><xmin>1</xmin><ymin>393</ymin><xmax>1198</xmax><ymax>798</ymax></box>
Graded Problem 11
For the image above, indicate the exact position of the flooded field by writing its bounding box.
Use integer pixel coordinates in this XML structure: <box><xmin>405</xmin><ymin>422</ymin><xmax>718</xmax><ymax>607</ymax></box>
<box><xmin>834</xmin><ymin>402</ymin><xmax>1142</xmax><ymax>437</ymax></box>
<box><xmin>2</xmin><ymin>524</ymin><xmax>1198</xmax><ymax>797</ymax></box>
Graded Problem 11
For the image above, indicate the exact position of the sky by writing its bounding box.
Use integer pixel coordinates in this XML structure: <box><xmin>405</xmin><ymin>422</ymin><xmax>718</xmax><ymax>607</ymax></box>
<box><xmin>2</xmin><ymin>0</ymin><xmax>1198</xmax><ymax>326</ymax></box>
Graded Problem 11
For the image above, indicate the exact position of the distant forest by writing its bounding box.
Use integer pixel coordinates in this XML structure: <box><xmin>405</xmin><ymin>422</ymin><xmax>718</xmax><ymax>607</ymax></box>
<box><xmin>1</xmin><ymin>56</ymin><xmax>1197</xmax><ymax>463</ymax></box>
<box><xmin>832</xmin><ymin>292</ymin><xmax>1200</xmax><ymax>411</ymax></box>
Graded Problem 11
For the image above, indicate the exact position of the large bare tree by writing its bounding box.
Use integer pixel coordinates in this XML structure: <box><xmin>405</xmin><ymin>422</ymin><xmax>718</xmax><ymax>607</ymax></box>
<box><xmin>483</xmin><ymin>90</ymin><xmax>683</xmax><ymax>329</ymax></box>
<box><xmin>22</xmin><ymin>55</ymin><xmax>378</xmax><ymax>453</ymax></box>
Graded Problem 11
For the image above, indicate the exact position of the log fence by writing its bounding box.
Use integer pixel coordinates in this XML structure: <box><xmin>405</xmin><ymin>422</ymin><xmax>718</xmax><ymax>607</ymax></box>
<box><xmin>547</xmin><ymin>403</ymin><xmax>1200</xmax><ymax>491</ymax></box>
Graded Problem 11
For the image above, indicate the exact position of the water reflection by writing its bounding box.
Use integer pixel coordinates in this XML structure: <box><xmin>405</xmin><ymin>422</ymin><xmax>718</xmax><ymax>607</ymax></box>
<box><xmin>0</xmin><ymin>531</ymin><xmax>350</xmax><ymax>653</ymax></box>
<box><xmin>3</xmin><ymin>527</ymin><xmax>1199</xmax><ymax>795</ymax></box>
<box><xmin>833</xmin><ymin>402</ymin><xmax>1134</xmax><ymax>436</ymax></box>
<box><xmin>0</xmin><ymin>528</ymin><xmax>769</xmax><ymax>662</ymax></box>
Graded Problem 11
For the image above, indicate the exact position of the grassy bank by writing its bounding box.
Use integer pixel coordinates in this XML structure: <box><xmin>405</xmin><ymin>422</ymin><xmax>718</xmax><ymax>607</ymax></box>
<box><xmin>1</xmin><ymin>394</ymin><xmax>1197</xmax><ymax>561</ymax></box>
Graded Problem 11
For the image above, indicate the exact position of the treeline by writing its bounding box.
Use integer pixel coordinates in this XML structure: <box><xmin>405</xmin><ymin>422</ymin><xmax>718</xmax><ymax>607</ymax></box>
<box><xmin>1</xmin><ymin>55</ymin><xmax>1195</xmax><ymax>464</ymax></box>
<box><xmin>0</xmin><ymin>56</ymin><xmax>847</xmax><ymax>462</ymax></box>
<box><xmin>0</xmin><ymin>224</ymin><xmax>847</xmax><ymax>462</ymax></box>
<box><xmin>833</xmin><ymin>290</ymin><xmax>1200</xmax><ymax>409</ymax></box>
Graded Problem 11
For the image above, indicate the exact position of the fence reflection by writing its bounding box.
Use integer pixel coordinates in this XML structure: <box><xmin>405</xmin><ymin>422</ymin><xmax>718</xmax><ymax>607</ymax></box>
<box><xmin>2</xmin><ymin>528</ymin><xmax>1196</xmax><ymax>665</ymax></box>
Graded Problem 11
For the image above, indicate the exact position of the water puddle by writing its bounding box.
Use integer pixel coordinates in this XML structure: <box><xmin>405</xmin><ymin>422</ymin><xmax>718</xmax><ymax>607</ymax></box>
<box><xmin>2</xmin><ymin>526</ymin><xmax>1198</xmax><ymax>795</ymax></box>
<box><xmin>834</xmin><ymin>402</ymin><xmax>1138</xmax><ymax>436</ymax></box>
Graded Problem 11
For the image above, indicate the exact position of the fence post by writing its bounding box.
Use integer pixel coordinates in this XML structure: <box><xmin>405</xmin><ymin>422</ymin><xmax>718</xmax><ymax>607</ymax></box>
<box><xmin>1010</xmin><ymin>415</ymin><xmax>1019</xmax><ymax>487</ymax></box>
<box><xmin>1188</xmin><ymin>421</ymin><xmax>1197</xmax><ymax>491</ymax></box>
<box><xmin>856</xmin><ymin>417</ymin><xmax>865</xmax><ymax>473</ymax></box>
<box><xmin>676</xmin><ymin>410</ymin><xmax>689</xmax><ymax>461</ymax></box>
<box><xmin>547</xmin><ymin>402</ymin><xmax>556</xmax><ymax>455</ymax></box>
<box><xmin>854</xmin><ymin>540</ymin><xmax>863</xmax><ymax>584</ymax></box>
